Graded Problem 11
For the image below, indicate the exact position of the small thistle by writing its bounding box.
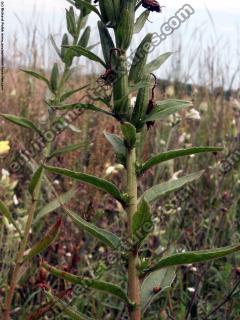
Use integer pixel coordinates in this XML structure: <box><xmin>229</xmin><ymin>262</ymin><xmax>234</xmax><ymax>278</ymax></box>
<box><xmin>98</xmin><ymin>48</ymin><xmax>121</xmax><ymax>87</ymax></box>
<box><xmin>146</xmin><ymin>73</ymin><xmax>157</xmax><ymax>129</ymax></box>
<box><xmin>142</xmin><ymin>0</ymin><xmax>161</xmax><ymax>13</ymax></box>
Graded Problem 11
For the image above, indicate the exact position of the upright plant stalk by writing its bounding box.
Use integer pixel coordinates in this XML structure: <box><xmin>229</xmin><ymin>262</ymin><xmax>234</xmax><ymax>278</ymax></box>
<box><xmin>3</xmin><ymin>185</ymin><xmax>41</xmax><ymax>319</ymax></box>
<box><xmin>2</xmin><ymin>4</ymin><xmax>91</xmax><ymax>317</ymax></box>
<box><xmin>126</xmin><ymin>147</ymin><xmax>141</xmax><ymax>319</ymax></box>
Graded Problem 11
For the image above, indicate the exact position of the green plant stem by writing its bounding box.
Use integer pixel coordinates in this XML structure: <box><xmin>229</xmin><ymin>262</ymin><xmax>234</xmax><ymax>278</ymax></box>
<box><xmin>3</xmin><ymin>198</ymin><xmax>39</xmax><ymax>319</ymax></box>
<box><xmin>127</xmin><ymin>147</ymin><xmax>141</xmax><ymax>319</ymax></box>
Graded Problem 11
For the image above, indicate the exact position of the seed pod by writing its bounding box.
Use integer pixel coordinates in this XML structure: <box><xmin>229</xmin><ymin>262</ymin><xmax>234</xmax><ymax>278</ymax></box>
<box><xmin>78</xmin><ymin>26</ymin><xmax>91</xmax><ymax>48</ymax></box>
<box><xmin>129</xmin><ymin>33</ymin><xmax>153</xmax><ymax>84</ymax></box>
<box><xmin>113</xmin><ymin>53</ymin><xmax>129</xmax><ymax>119</ymax></box>
<box><xmin>99</xmin><ymin>0</ymin><xmax>116</xmax><ymax>27</ymax></box>
<box><xmin>112</xmin><ymin>0</ymin><xmax>121</xmax><ymax>22</ymax></box>
<box><xmin>131</xmin><ymin>74</ymin><xmax>150</xmax><ymax>130</ymax></box>
<box><xmin>115</xmin><ymin>0</ymin><xmax>135</xmax><ymax>51</ymax></box>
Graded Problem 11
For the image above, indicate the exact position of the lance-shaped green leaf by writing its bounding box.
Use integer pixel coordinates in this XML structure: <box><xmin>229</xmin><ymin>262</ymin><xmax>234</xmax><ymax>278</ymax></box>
<box><xmin>0</xmin><ymin>114</ymin><xmax>42</xmax><ymax>136</ymax></box>
<box><xmin>60</xmin><ymin>84</ymin><xmax>89</xmax><ymax>102</ymax></box>
<box><xmin>34</xmin><ymin>188</ymin><xmax>77</xmax><ymax>224</ymax></box>
<box><xmin>104</xmin><ymin>131</ymin><xmax>127</xmax><ymax>164</ymax></box>
<box><xmin>29</xmin><ymin>165</ymin><xmax>44</xmax><ymax>198</ymax></box>
<box><xmin>43</xmin><ymin>165</ymin><xmax>127</xmax><ymax>205</ymax></box>
<box><xmin>141</xmin><ymin>267</ymin><xmax>176</xmax><ymax>313</ymax></box>
<box><xmin>47</xmin><ymin>143</ymin><xmax>88</xmax><ymax>160</ymax></box>
<box><xmin>129</xmin><ymin>33</ymin><xmax>153</xmax><ymax>84</ymax></box>
<box><xmin>65</xmin><ymin>45</ymin><xmax>106</xmax><ymax>67</ymax></box>
<box><xmin>0</xmin><ymin>199</ymin><xmax>22</xmax><ymax>237</ymax></box>
<box><xmin>146</xmin><ymin>52</ymin><xmax>173</xmax><ymax>73</ymax></box>
<box><xmin>121</xmin><ymin>122</ymin><xmax>136</xmax><ymax>149</ymax></box>
<box><xmin>144</xmin><ymin>99</ymin><xmax>192</xmax><ymax>122</ymax></box>
<box><xmin>139</xmin><ymin>147</ymin><xmax>223</xmax><ymax>175</ymax></box>
<box><xmin>55</xmin><ymin>103</ymin><xmax>113</xmax><ymax>117</ymax></box>
<box><xmin>62</xmin><ymin>206</ymin><xmax>121</xmax><ymax>249</ymax></box>
<box><xmin>132</xmin><ymin>199</ymin><xmax>153</xmax><ymax>247</ymax></box>
<box><xmin>66</xmin><ymin>6</ymin><xmax>76</xmax><ymax>37</ymax></box>
<box><xmin>142</xmin><ymin>171</ymin><xmax>204</xmax><ymax>203</ymax></box>
<box><xmin>134</xmin><ymin>10</ymin><xmax>150</xmax><ymax>34</ymax></box>
<box><xmin>145</xmin><ymin>243</ymin><xmax>240</xmax><ymax>272</ymax></box>
<box><xmin>78</xmin><ymin>26</ymin><xmax>91</xmax><ymax>48</ymax></box>
<box><xmin>50</xmin><ymin>63</ymin><xmax>59</xmax><ymax>93</ymax></box>
<box><xmin>98</xmin><ymin>20</ymin><xmax>116</xmax><ymax>66</ymax></box>
<box><xmin>23</xmin><ymin>219</ymin><xmax>61</xmax><ymax>262</ymax></box>
<box><xmin>50</xmin><ymin>35</ymin><xmax>61</xmax><ymax>58</ymax></box>
<box><xmin>45</xmin><ymin>291</ymin><xmax>94</xmax><ymax>320</ymax></box>
<box><xmin>42</xmin><ymin>262</ymin><xmax>134</xmax><ymax>306</ymax></box>
<box><xmin>21</xmin><ymin>69</ymin><xmax>50</xmax><ymax>87</ymax></box>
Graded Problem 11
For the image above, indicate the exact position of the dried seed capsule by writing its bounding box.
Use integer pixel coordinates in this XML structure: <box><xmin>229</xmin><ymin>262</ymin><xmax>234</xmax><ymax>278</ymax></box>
<box><xmin>129</xmin><ymin>33</ymin><xmax>153</xmax><ymax>84</ymax></box>
<box><xmin>115</xmin><ymin>0</ymin><xmax>135</xmax><ymax>51</ymax></box>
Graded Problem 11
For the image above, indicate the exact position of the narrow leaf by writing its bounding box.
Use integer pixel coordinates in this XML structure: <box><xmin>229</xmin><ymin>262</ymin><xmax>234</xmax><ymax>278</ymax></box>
<box><xmin>60</xmin><ymin>85</ymin><xmax>89</xmax><ymax>102</ymax></box>
<box><xmin>0</xmin><ymin>114</ymin><xmax>42</xmax><ymax>136</ymax></box>
<box><xmin>21</xmin><ymin>69</ymin><xmax>50</xmax><ymax>86</ymax></box>
<box><xmin>146</xmin><ymin>243</ymin><xmax>240</xmax><ymax>272</ymax></box>
<box><xmin>43</xmin><ymin>165</ymin><xmax>127</xmax><ymax>205</ymax></box>
<box><xmin>141</xmin><ymin>267</ymin><xmax>176</xmax><ymax>313</ymax></box>
<box><xmin>65</xmin><ymin>45</ymin><xmax>106</xmax><ymax>67</ymax></box>
<box><xmin>47</xmin><ymin>143</ymin><xmax>88</xmax><ymax>160</ymax></box>
<box><xmin>0</xmin><ymin>199</ymin><xmax>22</xmax><ymax>237</ymax></box>
<box><xmin>144</xmin><ymin>99</ymin><xmax>192</xmax><ymax>122</ymax></box>
<box><xmin>45</xmin><ymin>291</ymin><xmax>94</xmax><ymax>320</ymax></box>
<box><xmin>23</xmin><ymin>219</ymin><xmax>61</xmax><ymax>262</ymax></box>
<box><xmin>146</xmin><ymin>52</ymin><xmax>173</xmax><ymax>73</ymax></box>
<box><xmin>78</xmin><ymin>26</ymin><xmax>91</xmax><ymax>48</ymax></box>
<box><xmin>142</xmin><ymin>171</ymin><xmax>204</xmax><ymax>203</ymax></box>
<box><xmin>140</xmin><ymin>147</ymin><xmax>223</xmax><ymax>174</ymax></box>
<box><xmin>134</xmin><ymin>10</ymin><xmax>150</xmax><ymax>34</ymax></box>
<box><xmin>132</xmin><ymin>199</ymin><xmax>153</xmax><ymax>247</ymax></box>
<box><xmin>121</xmin><ymin>122</ymin><xmax>136</xmax><ymax>149</ymax></box>
<box><xmin>34</xmin><ymin>188</ymin><xmax>77</xmax><ymax>224</ymax></box>
<box><xmin>63</xmin><ymin>206</ymin><xmax>121</xmax><ymax>249</ymax></box>
<box><xmin>42</xmin><ymin>262</ymin><xmax>134</xmax><ymax>306</ymax></box>
<box><xmin>55</xmin><ymin>103</ymin><xmax>113</xmax><ymax>117</ymax></box>
<box><xmin>29</xmin><ymin>166</ymin><xmax>44</xmax><ymax>197</ymax></box>
<box><xmin>50</xmin><ymin>63</ymin><xmax>59</xmax><ymax>93</ymax></box>
<box><xmin>98</xmin><ymin>21</ymin><xmax>116</xmax><ymax>66</ymax></box>
<box><xmin>50</xmin><ymin>35</ymin><xmax>61</xmax><ymax>58</ymax></box>
<box><xmin>104</xmin><ymin>131</ymin><xmax>127</xmax><ymax>164</ymax></box>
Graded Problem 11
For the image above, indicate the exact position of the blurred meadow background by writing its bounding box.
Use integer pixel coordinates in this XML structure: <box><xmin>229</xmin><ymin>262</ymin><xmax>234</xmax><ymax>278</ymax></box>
<box><xmin>1</xmin><ymin>0</ymin><xmax>240</xmax><ymax>319</ymax></box>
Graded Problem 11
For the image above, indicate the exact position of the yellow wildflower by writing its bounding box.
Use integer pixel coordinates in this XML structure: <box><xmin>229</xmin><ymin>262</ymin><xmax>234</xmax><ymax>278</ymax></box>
<box><xmin>0</xmin><ymin>141</ymin><xmax>10</xmax><ymax>155</ymax></box>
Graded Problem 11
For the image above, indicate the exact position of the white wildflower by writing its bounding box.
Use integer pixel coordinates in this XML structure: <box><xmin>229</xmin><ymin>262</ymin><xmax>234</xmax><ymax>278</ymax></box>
<box><xmin>186</xmin><ymin>108</ymin><xmax>201</xmax><ymax>120</ymax></box>
<box><xmin>187</xmin><ymin>287</ymin><xmax>196</xmax><ymax>293</ymax></box>
<box><xmin>13</xmin><ymin>194</ymin><xmax>19</xmax><ymax>206</ymax></box>
<box><xmin>1</xmin><ymin>168</ymin><xmax>10</xmax><ymax>177</ymax></box>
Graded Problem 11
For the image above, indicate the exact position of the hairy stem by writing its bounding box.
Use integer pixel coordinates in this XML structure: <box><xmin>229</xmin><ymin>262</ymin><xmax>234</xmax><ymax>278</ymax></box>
<box><xmin>127</xmin><ymin>147</ymin><xmax>141</xmax><ymax>319</ymax></box>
